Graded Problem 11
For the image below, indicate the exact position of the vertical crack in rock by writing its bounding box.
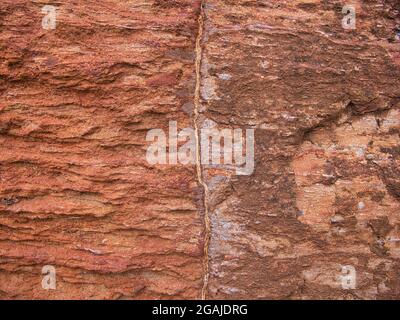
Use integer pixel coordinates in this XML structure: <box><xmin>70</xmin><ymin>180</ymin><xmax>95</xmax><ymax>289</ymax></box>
<box><xmin>194</xmin><ymin>1</ymin><xmax>210</xmax><ymax>300</ymax></box>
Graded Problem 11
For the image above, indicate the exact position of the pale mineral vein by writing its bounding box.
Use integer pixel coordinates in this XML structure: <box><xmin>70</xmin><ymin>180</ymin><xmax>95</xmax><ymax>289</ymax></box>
<box><xmin>194</xmin><ymin>1</ymin><xmax>210</xmax><ymax>301</ymax></box>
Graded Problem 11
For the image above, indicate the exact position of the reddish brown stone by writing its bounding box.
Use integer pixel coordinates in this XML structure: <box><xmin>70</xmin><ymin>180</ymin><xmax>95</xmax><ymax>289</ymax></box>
<box><xmin>0</xmin><ymin>0</ymin><xmax>203</xmax><ymax>299</ymax></box>
<box><xmin>1</xmin><ymin>0</ymin><xmax>400</xmax><ymax>300</ymax></box>
<box><xmin>200</xmin><ymin>0</ymin><xmax>400</xmax><ymax>299</ymax></box>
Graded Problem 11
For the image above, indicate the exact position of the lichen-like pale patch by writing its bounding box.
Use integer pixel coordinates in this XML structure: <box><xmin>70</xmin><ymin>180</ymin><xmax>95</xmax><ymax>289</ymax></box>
<box><xmin>292</xmin><ymin>109</ymin><xmax>400</xmax><ymax>233</ymax></box>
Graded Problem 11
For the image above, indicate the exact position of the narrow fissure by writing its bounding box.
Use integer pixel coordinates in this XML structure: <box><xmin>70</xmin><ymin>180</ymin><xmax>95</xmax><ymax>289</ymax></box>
<box><xmin>194</xmin><ymin>1</ymin><xmax>210</xmax><ymax>301</ymax></box>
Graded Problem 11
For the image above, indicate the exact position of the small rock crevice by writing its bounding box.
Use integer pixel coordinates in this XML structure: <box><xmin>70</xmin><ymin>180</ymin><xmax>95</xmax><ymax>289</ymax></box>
<box><xmin>194</xmin><ymin>0</ymin><xmax>211</xmax><ymax>300</ymax></box>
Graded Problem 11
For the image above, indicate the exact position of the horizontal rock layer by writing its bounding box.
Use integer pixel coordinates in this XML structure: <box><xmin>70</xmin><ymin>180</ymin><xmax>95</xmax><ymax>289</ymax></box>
<box><xmin>0</xmin><ymin>0</ymin><xmax>203</xmax><ymax>299</ymax></box>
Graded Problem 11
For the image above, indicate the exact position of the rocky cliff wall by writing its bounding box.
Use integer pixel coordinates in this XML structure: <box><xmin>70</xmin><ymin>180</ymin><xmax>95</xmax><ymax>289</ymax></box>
<box><xmin>0</xmin><ymin>0</ymin><xmax>399</xmax><ymax>299</ymax></box>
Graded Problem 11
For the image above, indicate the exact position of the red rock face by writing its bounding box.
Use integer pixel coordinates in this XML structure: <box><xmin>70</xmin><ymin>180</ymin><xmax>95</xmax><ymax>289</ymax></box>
<box><xmin>0</xmin><ymin>0</ymin><xmax>203</xmax><ymax>299</ymax></box>
<box><xmin>0</xmin><ymin>0</ymin><xmax>400</xmax><ymax>299</ymax></box>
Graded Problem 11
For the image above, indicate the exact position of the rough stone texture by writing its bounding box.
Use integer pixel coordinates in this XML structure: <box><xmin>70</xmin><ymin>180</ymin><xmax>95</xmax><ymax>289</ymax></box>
<box><xmin>1</xmin><ymin>0</ymin><xmax>400</xmax><ymax>300</ymax></box>
<box><xmin>202</xmin><ymin>0</ymin><xmax>400</xmax><ymax>299</ymax></box>
<box><xmin>0</xmin><ymin>0</ymin><xmax>203</xmax><ymax>299</ymax></box>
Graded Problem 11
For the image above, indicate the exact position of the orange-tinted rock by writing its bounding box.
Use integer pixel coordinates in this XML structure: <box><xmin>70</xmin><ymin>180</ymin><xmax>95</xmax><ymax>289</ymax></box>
<box><xmin>0</xmin><ymin>0</ymin><xmax>203</xmax><ymax>299</ymax></box>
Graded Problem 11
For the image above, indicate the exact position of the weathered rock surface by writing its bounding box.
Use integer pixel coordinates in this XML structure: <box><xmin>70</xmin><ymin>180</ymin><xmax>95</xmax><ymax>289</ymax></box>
<box><xmin>0</xmin><ymin>0</ymin><xmax>400</xmax><ymax>299</ymax></box>
<box><xmin>0</xmin><ymin>0</ymin><xmax>203</xmax><ymax>299</ymax></box>
<box><xmin>201</xmin><ymin>0</ymin><xmax>400</xmax><ymax>299</ymax></box>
